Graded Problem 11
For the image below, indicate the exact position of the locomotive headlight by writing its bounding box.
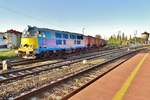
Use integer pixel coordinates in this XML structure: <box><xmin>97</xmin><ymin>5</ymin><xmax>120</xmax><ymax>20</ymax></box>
<box><xmin>30</xmin><ymin>45</ymin><xmax>33</xmax><ymax>48</ymax></box>
<box><xmin>15</xmin><ymin>50</ymin><xmax>18</xmax><ymax>54</ymax></box>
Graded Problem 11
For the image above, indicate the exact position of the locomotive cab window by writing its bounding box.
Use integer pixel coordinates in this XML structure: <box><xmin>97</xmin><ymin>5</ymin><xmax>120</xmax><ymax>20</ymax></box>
<box><xmin>55</xmin><ymin>32</ymin><xmax>62</xmax><ymax>38</ymax></box>
<box><xmin>56</xmin><ymin>40</ymin><xmax>62</xmax><ymax>45</ymax></box>
<box><xmin>77</xmin><ymin>40</ymin><xmax>81</xmax><ymax>44</ymax></box>
<box><xmin>70</xmin><ymin>34</ymin><xmax>76</xmax><ymax>39</ymax></box>
<box><xmin>22</xmin><ymin>27</ymin><xmax>39</xmax><ymax>38</ymax></box>
<box><xmin>63</xmin><ymin>33</ymin><xmax>68</xmax><ymax>39</ymax></box>
<box><xmin>63</xmin><ymin>40</ymin><xmax>66</xmax><ymax>45</ymax></box>
<box><xmin>77</xmin><ymin>35</ymin><xmax>83</xmax><ymax>40</ymax></box>
<box><xmin>38</xmin><ymin>31</ymin><xmax>42</xmax><ymax>37</ymax></box>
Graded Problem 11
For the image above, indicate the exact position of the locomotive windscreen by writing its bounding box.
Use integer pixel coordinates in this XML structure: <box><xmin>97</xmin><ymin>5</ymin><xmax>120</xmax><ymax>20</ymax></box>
<box><xmin>22</xmin><ymin>26</ymin><xmax>39</xmax><ymax>38</ymax></box>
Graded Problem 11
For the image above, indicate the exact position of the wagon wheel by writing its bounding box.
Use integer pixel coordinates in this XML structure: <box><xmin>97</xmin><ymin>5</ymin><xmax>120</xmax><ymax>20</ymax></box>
<box><xmin>43</xmin><ymin>51</ymin><xmax>49</xmax><ymax>58</ymax></box>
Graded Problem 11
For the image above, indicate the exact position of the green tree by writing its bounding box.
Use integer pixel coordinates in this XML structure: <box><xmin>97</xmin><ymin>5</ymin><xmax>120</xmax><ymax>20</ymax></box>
<box><xmin>108</xmin><ymin>32</ymin><xmax>129</xmax><ymax>46</ymax></box>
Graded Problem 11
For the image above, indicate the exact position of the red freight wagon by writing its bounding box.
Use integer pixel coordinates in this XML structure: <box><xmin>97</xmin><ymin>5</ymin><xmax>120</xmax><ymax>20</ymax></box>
<box><xmin>95</xmin><ymin>38</ymin><xmax>100</xmax><ymax>47</ymax></box>
<box><xmin>86</xmin><ymin>36</ymin><xmax>96</xmax><ymax>47</ymax></box>
<box><xmin>99</xmin><ymin>39</ymin><xmax>106</xmax><ymax>46</ymax></box>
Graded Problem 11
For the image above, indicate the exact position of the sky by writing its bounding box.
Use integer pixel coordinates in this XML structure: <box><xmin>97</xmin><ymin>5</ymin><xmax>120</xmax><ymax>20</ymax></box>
<box><xmin>0</xmin><ymin>0</ymin><xmax>150</xmax><ymax>39</ymax></box>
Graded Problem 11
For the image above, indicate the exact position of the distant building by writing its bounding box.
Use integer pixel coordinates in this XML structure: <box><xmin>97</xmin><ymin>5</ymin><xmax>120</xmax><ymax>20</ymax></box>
<box><xmin>141</xmin><ymin>32</ymin><xmax>149</xmax><ymax>44</ymax></box>
<box><xmin>5</xmin><ymin>29</ymin><xmax>22</xmax><ymax>48</ymax></box>
<box><xmin>0</xmin><ymin>32</ymin><xmax>7</xmax><ymax>48</ymax></box>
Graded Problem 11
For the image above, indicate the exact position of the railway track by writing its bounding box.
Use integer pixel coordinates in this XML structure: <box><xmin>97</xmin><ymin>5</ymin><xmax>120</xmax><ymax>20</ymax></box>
<box><xmin>0</xmin><ymin>48</ymin><xmax>127</xmax><ymax>84</ymax></box>
<box><xmin>0</xmin><ymin>47</ymin><xmax>144</xmax><ymax>99</ymax></box>
<box><xmin>0</xmin><ymin>47</ymin><xmax>118</xmax><ymax>69</ymax></box>
<box><xmin>0</xmin><ymin>46</ymin><xmax>147</xmax><ymax>99</ymax></box>
<box><xmin>13</xmin><ymin>47</ymin><xmax>145</xmax><ymax>100</ymax></box>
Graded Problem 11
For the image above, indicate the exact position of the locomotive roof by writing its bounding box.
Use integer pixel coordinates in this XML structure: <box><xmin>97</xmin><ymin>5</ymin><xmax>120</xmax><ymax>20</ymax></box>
<box><xmin>30</xmin><ymin>26</ymin><xmax>85</xmax><ymax>36</ymax></box>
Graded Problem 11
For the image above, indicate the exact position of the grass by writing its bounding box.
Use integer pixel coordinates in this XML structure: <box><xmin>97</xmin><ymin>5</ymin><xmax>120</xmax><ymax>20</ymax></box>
<box><xmin>0</xmin><ymin>49</ymin><xmax>17</xmax><ymax>61</ymax></box>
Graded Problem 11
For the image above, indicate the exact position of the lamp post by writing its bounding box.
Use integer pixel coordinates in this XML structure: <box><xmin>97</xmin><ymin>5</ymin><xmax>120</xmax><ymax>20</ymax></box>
<box><xmin>134</xmin><ymin>30</ymin><xmax>137</xmax><ymax>45</ymax></box>
<box><xmin>82</xmin><ymin>28</ymin><xmax>85</xmax><ymax>35</ymax></box>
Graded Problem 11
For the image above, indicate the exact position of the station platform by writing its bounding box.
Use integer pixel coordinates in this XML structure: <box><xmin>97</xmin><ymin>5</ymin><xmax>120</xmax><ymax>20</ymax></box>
<box><xmin>69</xmin><ymin>49</ymin><xmax>150</xmax><ymax>100</ymax></box>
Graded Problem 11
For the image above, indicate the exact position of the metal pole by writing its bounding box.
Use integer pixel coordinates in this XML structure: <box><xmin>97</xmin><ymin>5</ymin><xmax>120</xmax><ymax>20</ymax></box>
<box><xmin>134</xmin><ymin>30</ymin><xmax>137</xmax><ymax>45</ymax></box>
<box><xmin>82</xmin><ymin>28</ymin><xmax>85</xmax><ymax>35</ymax></box>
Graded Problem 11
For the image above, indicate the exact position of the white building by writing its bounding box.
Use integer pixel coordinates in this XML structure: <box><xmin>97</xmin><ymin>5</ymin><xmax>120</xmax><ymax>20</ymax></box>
<box><xmin>0</xmin><ymin>32</ymin><xmax>7</xmax><ymax>48</ymax></box>
<box><xmin>5</xmin><ymin>29</ymin><xmax>22</xmax><ymax>48</ymax></box>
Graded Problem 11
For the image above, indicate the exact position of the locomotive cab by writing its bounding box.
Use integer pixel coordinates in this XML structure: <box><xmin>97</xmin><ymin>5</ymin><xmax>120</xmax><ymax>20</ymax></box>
<box><xmin>17</xmin><ymin>27</ymin><xmax>38</xmax><ymax>59</ymax></box>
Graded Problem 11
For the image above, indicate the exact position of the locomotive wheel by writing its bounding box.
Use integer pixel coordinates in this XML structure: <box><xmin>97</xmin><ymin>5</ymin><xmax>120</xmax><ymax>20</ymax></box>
<box><xmin>39</xmin><ymin>52</ymin><xmax>45</xmax><ymax>58</ymax></box>
<box><xmin>43</xmin><ymin>51</ymin><xmax>49</xmax><ymax>58</ymax></box>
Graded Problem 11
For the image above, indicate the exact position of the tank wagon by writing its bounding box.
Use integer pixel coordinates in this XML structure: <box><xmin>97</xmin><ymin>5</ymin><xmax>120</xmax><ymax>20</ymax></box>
<box><xmin>17</xmin><ymin>26</ymin><xmax>106</xmax><ymax>59</ymax></box>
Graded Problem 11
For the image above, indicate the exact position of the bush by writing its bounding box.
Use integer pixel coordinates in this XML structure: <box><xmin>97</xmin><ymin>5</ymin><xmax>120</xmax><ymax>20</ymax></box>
<box><xmin>0</xmin><ymin>49</ymin><xmax>16</xmax><ymax>60</ymax></box>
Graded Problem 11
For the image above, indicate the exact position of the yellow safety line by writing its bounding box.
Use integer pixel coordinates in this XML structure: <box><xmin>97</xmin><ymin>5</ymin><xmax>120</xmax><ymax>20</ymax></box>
<box><xmin>113</xmin><ymin>53</ymin><xmax>149</xmax><ymax>100</ymax></box>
